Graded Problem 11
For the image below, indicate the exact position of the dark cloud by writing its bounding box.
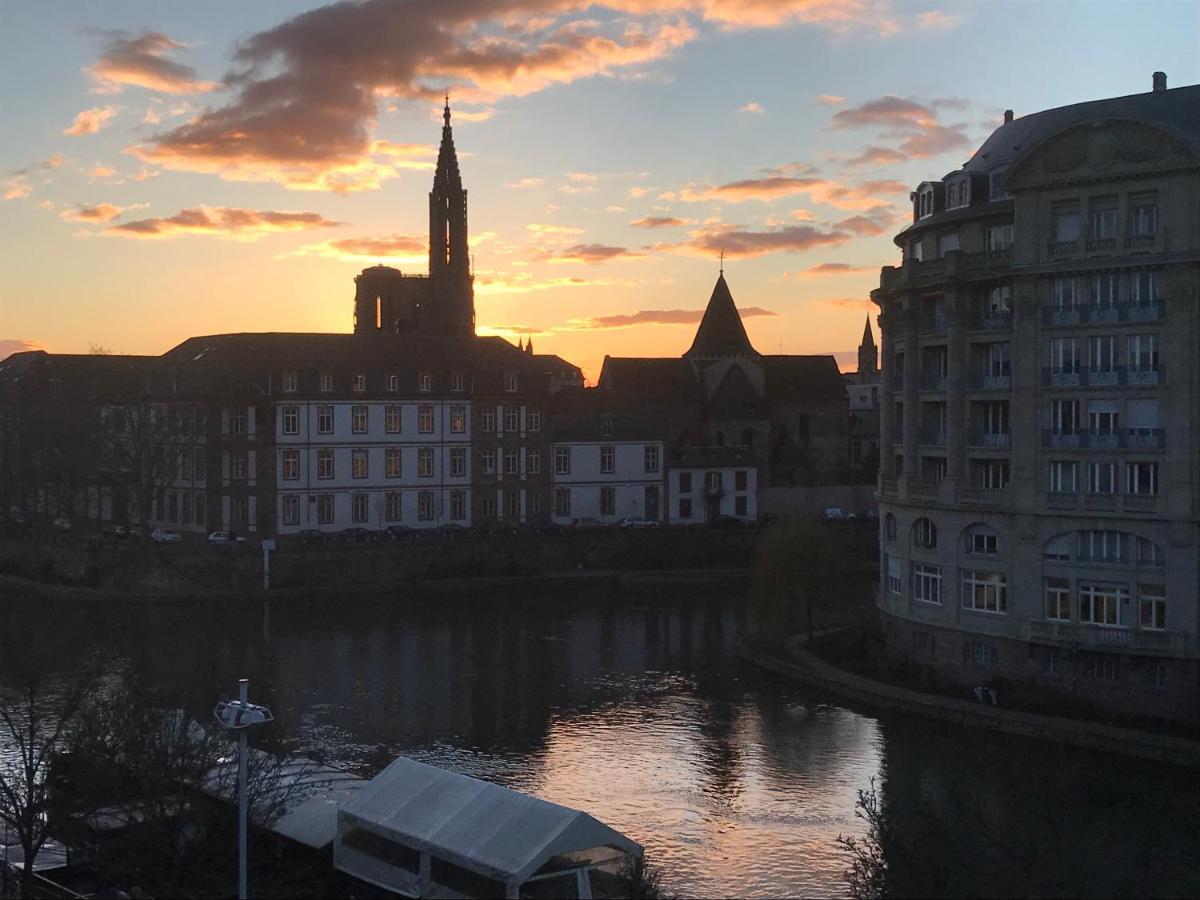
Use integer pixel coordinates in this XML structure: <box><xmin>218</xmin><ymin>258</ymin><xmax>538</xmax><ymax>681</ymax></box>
<box><xmin>662</xmin><ymin>223</ymin><xmax>852</xmax><ymax>259</ymax></box>
<box><xmin>86</xmin><ymin>30</ymin><xmax>217</xmax><ymax>94</ymax></box>
<box><xmin>630</xmin><ymin>215</ymin><xmax>689</xmax><ymax>228</ymax></box>
<box><xmin>543</xmin><ymin>243</ymin><xmax>646</xmax><ymax>264</ymax></box>
<box><xmin>842</xmin><ymin>145</ymin><xmax>908</xmax><ymax>167</ymax></box>
<box><xmin>835</xmin><ymin>205</ymin><xmax>896</xmax><ymax>235</ymax></box>
<box><xmin>60</xmin><ymin>203</ymin><xmax>125</xmax><ymax>223</ymax></box>
<box><xmin>106</xmin><ymin>206</ymin><xmax>344</xmax><ymax>239</ymax></box>
<box><xmin>586</xmin><ymin>305</ymin><xmax>776</xmax><ymax>328</ymax></box>
<box><xmin>830</xmin><ymin>94</ymin><xmax>971</xmax><ymax>160</ymax></box>
<box><xmin>798</xmin><ymin>262</ymin><xmax>872</xmax><ymax>277</ymax></box>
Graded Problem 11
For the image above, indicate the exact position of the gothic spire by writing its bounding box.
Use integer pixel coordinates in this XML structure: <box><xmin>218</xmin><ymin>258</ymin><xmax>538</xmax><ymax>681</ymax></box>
<box><xmin>433</xmin><ymin>95</ymin><xmax>462</xmax><ymax>193</ymax></box>
<box><xmin>861</xmin><ymin>314</ymin><xmax>876</xmax><ymax>349</ymax></box>
<box><xmin>685</xmin><ymin>272</ymin><xmax>758</xmax><ymax>359</ymax></box>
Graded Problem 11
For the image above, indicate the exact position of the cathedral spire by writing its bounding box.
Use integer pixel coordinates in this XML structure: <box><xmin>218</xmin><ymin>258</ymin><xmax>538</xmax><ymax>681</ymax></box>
<box><xmin>427</xmin><ymin>92</ymin><xmax>474</xmax><ymax>334</ymax></box>
<box><xmin>858</xmin><ymin>314</ymin><xmax>878</xmax><ymax>374</ymax></box>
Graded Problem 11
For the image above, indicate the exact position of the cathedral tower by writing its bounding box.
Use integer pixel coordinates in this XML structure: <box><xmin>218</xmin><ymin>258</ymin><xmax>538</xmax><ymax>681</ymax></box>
<box><xmin>857</xmin><ymin>315</ymin><xmax>878</xmax><ymax>374</ymax></box>
<box><xmin>426</xmin><ymin>97</ymin><xmax>475</xmax><ymax>335</ymax></box>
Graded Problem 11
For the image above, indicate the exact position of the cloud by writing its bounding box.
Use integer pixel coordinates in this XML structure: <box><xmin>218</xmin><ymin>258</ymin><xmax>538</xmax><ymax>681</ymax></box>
<box><xmin>566</xmin><ymin>171</ymin><xmax>599</xmax><ymax>184</ymax></box>
<box><xmin>581</xmin><ymin>305</ymin><xmax>776</xmax><ymax>328</ymax></box>
<box><xmin>475</xmin><ymin>273</ymin><xmax>638</xmax><ymax>295</ymax></box>
<box><xmin>796</xmin><ymin>262</ymin><xmax>874</xmax><ymax>278</ymax></box>
<box><xmin>542</xmin><ymin>243</ymin><xmax>645</xmax><ymax>264</ymax></box>
<box><xmin>816</xmin><ymin>94</ymin><xmax>845</xmax><ymax>106</ymax></box>
<box><xmin>105</xmin><ymin>206</ymin><xmax>344</xmax><ymax>240</ymax></box>
<box><xmin>834</xmin><ymin>205</ymin><xmax>896</xmax><ymax>235</ymax></box>
<box><xmin>739</xmin><ymin>101</ymin><xmax>765</xmax><ymax>113</ymax></box>
<box><xmin>86</xmin><ymin>30</ymin><xmax>218</xmax><ymax>94</ymax></box>
<box><xmin>658</xmin><ymin>222</ymin><xmax>852</xmax><ymax>259</ymax></box>
<box><xmin>60</xmin><ymin>203</ymin><xmax>127</xmax><ymax>223</ymax></box>
<box><xmin>631</xmin><ymin>215</ymin><xmax>689</xmax><ymax>228</ymax></box>
<box><xmin>64</xmin><ymin>106</ymin><xmax>118</xmax><ymax>136</ymax></box>
<box><xmin>3</xmin><ymin>177</ymin><xmax>30</xmax><ymax>200</ymax></box>
<box><xmin>678</xmin><ymin>174</ymin><xmax>908</xmax><ymax>210</ymax></box>
<box><xmin>917</xmin><ymin>10</ymin><xmax>962</xmax><ymax>29</ymax></box>
<box><xmin>88</xmin><ymin>164</ymin><xmax>118</xmax><ymax>179</ymax></box>
<box><xmin>286</xmin><ymin>233</ymin><xmax>427</xmax><ymax>263</ymax></box>
<box><xmin>829</xmin><ymin>94</ymin><xmax>971</xmax><ymax>159</ymax></box>
<box><xmin>505</xmin><ymin>177</ymin><xmax>544</xmax><ymax>189</ymax></box>
<box><xmin>842</xmin><ymin>145</ymin><xmax>908</xmax><ymax>167</ymax></box>
<box><xmin>0</xmin><ymin>339</ymin><xmax>46</xmax><ymax>361</ymax></box>
<box><xmin>822</xmin><ymin>296</ymin><xmax>873</xmax><ymax>309</ymax></box>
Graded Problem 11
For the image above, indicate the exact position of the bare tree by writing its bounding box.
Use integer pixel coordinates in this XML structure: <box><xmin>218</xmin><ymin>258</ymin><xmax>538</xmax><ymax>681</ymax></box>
<box><xmin>95</xmin><ymin>401</ymin><xmax>196</xmax><ymax>527</ymax></box>
<box><xmin>0</xmin><ymin>674</ymin><xmax>91</xmax><ymax>898</ymax></box>
<box><xmin>835</xmin><ymin>779</ymin><xmax>892</xmax><ymax>900</ymax></box>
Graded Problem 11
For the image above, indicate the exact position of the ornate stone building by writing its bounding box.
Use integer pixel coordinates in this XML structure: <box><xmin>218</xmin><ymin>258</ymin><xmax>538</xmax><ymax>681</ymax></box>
<box><xmin>872</xmin><ymin>73</ymin><xmax>1200</xmax><ymax>723</ymax></box>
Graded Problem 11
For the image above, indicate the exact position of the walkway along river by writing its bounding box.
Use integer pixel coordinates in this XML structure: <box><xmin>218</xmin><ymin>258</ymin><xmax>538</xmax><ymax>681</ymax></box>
<box><xmin>2</xmin><ymin>575</ymin><xmax>1198</xmax><ymax>898</ymax></box>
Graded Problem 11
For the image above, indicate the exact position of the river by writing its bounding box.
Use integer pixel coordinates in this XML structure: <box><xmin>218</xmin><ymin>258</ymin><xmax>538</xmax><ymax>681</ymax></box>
<box><xmin>2</xmin><ymin>576</ymin><xmax>1198</xmax><ymax>898</ymax></box>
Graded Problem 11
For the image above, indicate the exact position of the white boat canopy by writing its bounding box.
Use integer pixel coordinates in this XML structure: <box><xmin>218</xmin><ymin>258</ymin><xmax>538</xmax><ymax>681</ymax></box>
<box><xmin>335</xmin><ymin>756</ymin><xmax>642</xmax><ymax>898</ymax></box>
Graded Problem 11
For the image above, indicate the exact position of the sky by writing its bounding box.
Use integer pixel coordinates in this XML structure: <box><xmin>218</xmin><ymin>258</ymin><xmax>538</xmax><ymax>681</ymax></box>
<box><xmin>1</xmin><ymin>0</ymin><xmax>1197</xmax><ymax>381</ymax></box>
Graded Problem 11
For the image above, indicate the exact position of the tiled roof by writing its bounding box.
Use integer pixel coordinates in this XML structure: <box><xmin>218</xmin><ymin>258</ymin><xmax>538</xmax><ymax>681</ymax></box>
<box><xmin>597</xmin><ymin>357</ymin><xmax>697</xmax><ymax>398</ymax></box>
<box><xmin>761</xmin><ymin>355</ymin><xmax>847</xmax><ymax>402</ymax></box>
<box><xmin>685</xmin><ymin>274</ymin><xmax>758</xmax><ymax>358</ymax></box>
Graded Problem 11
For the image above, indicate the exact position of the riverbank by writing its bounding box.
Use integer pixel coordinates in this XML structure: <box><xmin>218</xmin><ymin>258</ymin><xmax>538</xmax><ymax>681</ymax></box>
<box><xmin>739</xmin><ymin>634</ymin><xmax>1200</xmax><ymax>768</ymax></box>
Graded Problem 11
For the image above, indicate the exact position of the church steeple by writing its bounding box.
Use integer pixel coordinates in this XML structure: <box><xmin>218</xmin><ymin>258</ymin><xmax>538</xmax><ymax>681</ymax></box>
<box><xmin>685</xmin><ymin>273</ymin><xmax>758</xmax><ymax>359</ymax></box>
<box><xmin>427</xmin><ymin>95</ymin><xmax>474</xmax><ymax>335</ymax></box>
<box><xmin>857</xmin><ymin>314</ymin><xmax>878</xmax><ymax>374</ymax></box>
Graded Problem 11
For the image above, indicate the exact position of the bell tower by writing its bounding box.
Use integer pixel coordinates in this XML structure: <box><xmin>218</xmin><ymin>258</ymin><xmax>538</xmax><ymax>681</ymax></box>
<box><xmin>427</xmin><ymin>97</ymin><xmax>474</xmax><ymax>335</ymax></box>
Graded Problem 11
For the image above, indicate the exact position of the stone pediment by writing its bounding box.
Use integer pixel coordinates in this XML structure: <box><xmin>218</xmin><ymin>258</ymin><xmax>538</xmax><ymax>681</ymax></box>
<box><xmin>1008</xmin><ymin>119</ymin><xmax>1196</xmax><ymax>188</ymax></box>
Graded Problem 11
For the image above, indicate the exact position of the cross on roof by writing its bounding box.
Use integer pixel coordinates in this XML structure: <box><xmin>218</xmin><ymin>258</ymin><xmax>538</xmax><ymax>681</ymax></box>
<box><xmin>718</xmin><ymin>249</ymin><xmax>725</xmax><ymax>275</ymax></box>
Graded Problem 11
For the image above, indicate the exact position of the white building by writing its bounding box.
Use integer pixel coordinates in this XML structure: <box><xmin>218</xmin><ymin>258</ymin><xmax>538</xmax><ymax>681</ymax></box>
<box><xmin>668</xmin><ymin>447</ymin><xmax>758</xmax><ymax>523</ymax></box>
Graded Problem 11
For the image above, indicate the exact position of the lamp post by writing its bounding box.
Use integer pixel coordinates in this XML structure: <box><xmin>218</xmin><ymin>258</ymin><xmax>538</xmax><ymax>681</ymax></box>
<box><xmin>213</xmin><ymin>679</ymin><xmax>273</xmax><ymax>900</ymax></box>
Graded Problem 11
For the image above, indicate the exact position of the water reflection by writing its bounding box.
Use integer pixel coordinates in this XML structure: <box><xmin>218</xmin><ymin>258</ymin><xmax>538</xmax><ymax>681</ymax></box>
<box><xmin>2</xmin><ymin>582</ymin><xmax>1198</xmax><ymax>898</ymax></box>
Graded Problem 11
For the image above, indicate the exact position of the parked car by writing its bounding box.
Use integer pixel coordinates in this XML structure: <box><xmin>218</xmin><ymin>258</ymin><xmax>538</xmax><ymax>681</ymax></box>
<box><xmin>52</xmin><ymin>517</ymin><xmax>72</xmax><ymax>533</ymax></box>
<box><xmin>618</xmin><ymin>517</ymin><xmax>659</xmax><ymax>530</ymax></box>
<box><xmin>861</xmin><ymin>508</ymin><xmax>880</xmax><ymax>523</ymax></box>
<box><xmin>126</xmin><ymin>524</ymin><xmax>144</xmax><ymax>541</ymax></box>
<box><xmin>708</xmin><ymin>515</ymin><xmax>743</xmax><ymax>529</ymax></box>
<box><xmin>151</xmin><ymin>528</ymin><xmax>182</xmax><ymax>543</ymax></box>
<box><xmin>821</xmin><ymin>507</ymin><xmax>856</xmax><ymax>523</ymax></box>
<box><xmin>208</xmin><ymin>530</ymin><xmax>244</xmax><ymax>545</ymax></box>
<box><xmin>298</xmin><ymin>528</ymin><xmax>324</xmax><ymax>544</ymax></box>
<box><xmin>339</xmin><ymin>527</ymin><xmax>373</xmax><ymax>542</ymax></box>
<box><xmin>384</xmin><ymin>525</ymin><xmax>413</xmax><ymax>541</ymax></box>
<box><xmin>570</xmin><ymin>517</ymin><xmax>605</xmax><ymax>530</ymax></box>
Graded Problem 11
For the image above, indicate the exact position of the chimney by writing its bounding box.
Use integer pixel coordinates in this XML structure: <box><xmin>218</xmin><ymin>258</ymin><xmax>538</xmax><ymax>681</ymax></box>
<box><xmin>1153</xmin><ymin>71</ymin><xmax>1167</xmax><ymax>92</ymax></box>
<box><xmin>1003</xmin><ymin>109</ymin><xmax>1013</xmax><ymax>124</ymax></box>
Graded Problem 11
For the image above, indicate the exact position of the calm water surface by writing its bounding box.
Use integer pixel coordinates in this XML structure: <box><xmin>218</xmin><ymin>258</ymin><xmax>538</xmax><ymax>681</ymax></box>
<box><xmin>3</xmin><ymin>578</ymin><xmax>1198</xmax><ymax>898</ymax></box>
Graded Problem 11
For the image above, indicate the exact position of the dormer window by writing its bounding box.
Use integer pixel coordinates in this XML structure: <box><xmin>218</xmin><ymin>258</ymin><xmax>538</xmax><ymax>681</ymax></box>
<box><xmin>418</xmin><ymin>373</ymin><xmax>432</xmax><ymax>392</ymax></box>
<box><xmin>319</xmin><ymin>372</ymin><xmax>333</xmax><ymax>393</ymax></box>
<box><xmin>387</xmin><ymin>373</ymin><xmax>398</xmax><ymax>392</ymax></box>
<box><xmin>946</xmin><ymin>178</ymin><xmax>970</xmax><ymax>209</ymax></box>
<box><xmin>917</xmin><ymin>186</ymin><xmax>935</xmax><ymax>219</ymax></box>
<box><xmin>985</xmin><ymin>224</ymin><xmax>1014</xmax><ymax>252</ymax></box>
<box><xmin>504</xmin><ymin>372</ymin><xmax>518</xmax><ymax>393</ymax></box>
<box><xmin>600</xmin><ymin>415</ymin><xmax>614</xmax><ymax>437</ymax></box>
<box><xmin>281</xmin><ymin>371</ymin><xmax>298</xmax><ymax>393</ymax></box>
<box><xmin>988</xmin><ymin>168</ymin><xmax>1010</xmax><ymax>200</ymax></box>
<box><xmin>451</xmin><ymin>372</ymin><xmax>465</xmax><ymax>392</ymax></box>
<box><xmin>352</xmin><ymin>373</ymin><xmax>366</xmax><ymax>393</ymax></box>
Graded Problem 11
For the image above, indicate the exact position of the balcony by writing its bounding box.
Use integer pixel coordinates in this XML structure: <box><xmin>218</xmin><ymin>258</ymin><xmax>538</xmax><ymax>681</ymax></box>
<box><xmin>1085</xmin><ymin>236</ymin><xmax>1117</xmax><ymax>254</ymax></box>
<box><xmin>1047</xmin><ymin>240</ymin><xmax>1079</xmax><ymax>258</ymax></box>
<box><xmin>1125</xmin><ymin>428</ymin><xmax>1165</xmax><ymax>450</ymax></box>
<box><xmin>1041</xmin><ymin>302</ymin><xmax>1163</xmax><ymax>326</ymax></box>
<box><xmin>920</xmin><ymin>373</ymin><xmax>947</xmax><ymax>392</ymax></box>
<box><xmin>1126</xmin><ymin>366</ymin><xmax>1162</xmax><ymax>386</ymax></box>
<box><xmin>1046</xmin><ymin>491</ymin><xmax>1078</xmax><ymax>509</ymax></box>
<box><xmin>1123</xmin><ymin>232</ymin><xmax>1160</xmax><ymax>252</ymax></box>
<box><xmin>1044</xmin><ymin>430</ymin><xmax>1081</xmax><ymax>448</ymax></box>
<box><xmin>1083</xmin><ymin>492</ymin><xmax>1118</xmax><ymax>511</ymax></box>
<box><xmin>1086</xmin><ymin>367</ymin><xmax>1120</xmax><ymax>387</ymax></box>
<box><xmin>909</xmin><ymin>481</ymin><xmax>941</xmax><ymax>499</ymax></box>
<box><xmin>879</xmin><ymin>475</ymin><xmax>898</xmax><ymax>495</ymax></box>
<box><xmin>978</xmin><ymin>311</ymin><xmax>1012</xmax><ymax>331</ymax></box>
<box><xmin>964</xmin><ymin>248</ymin><xmax>1014</xmax><ymax>269</ymax></box>
<box><xmin>1041</xmin><ymin>429</ymin><xmax>1165</xmax><ymax>450</ymax></box>
<box><xmin>1027</xmin><ymin>619</ymin><xmax>1185</xmax><ymax>654</ymax></box>
<box><xmin>956</xmin><ymin>486</ymin><xmax>1010</xmax><ymax>507</ymax></box>
<box><xmin>1126</xmin><ymin>300</ymin><xmax>1162</xmax><ymax>322</ymax></box>
<box><xmin>1044</xmin><ymin>367</ymin><xmax>1081</xmax><ymax>387</ymax></box>
<box><xmin>1087</xmin><ymin>430</ymin><xmax>1120</xmax><ymax>450</ymax></box>
<box><xmin>969</xmin><ymin>372</ymin><xmax>1011</xmax><ymax>391</ymax></box>
<box><xmin>970</xmin><ymin>431</ymin><xmax>1011</xmax><ymax>449</ymax></box>
<box><xmin>1124</xmin><ymin>494</ymin><xmax>1158</xmax><ymax>513</ymax></box>
<box><xmin>1044</xmin><ymin>306</ymin><xmax>1080</xmax><ymax>326</ymax></box>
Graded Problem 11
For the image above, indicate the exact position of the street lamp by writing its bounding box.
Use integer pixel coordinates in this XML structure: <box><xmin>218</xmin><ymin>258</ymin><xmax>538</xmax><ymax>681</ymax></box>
<box><xmin>213</xmin><ymin>679</ymin><xmax>273</xmax><ymax>900</ymax></box>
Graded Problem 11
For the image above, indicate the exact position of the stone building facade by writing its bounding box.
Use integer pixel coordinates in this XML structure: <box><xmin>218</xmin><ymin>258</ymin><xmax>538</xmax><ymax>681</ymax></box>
<box><xmin>872</xmin><ymin>73</ymin><xmax>1200</xmax><ymax>723</ymax></box>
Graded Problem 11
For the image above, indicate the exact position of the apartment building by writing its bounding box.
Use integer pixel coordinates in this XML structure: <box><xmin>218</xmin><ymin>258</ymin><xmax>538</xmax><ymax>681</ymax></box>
<box><xmin>872</xmin><ymin>72</ymin><xmax>1200</xmax><ymax>722</ymax></box>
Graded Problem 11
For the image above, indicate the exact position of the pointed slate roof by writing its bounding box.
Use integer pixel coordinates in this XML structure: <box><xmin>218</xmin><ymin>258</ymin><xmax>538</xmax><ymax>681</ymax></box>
<box><xmin>861</xmin><ymin>315</ymin><xmax>876</xmax><ymax>349</ymax></box>
<box><xmin>432</xmin><ymin>97</ymin><xmax>463</xmax><ymax>194</ymax></box>
<box><xmin>685</xmin><ymin>274</ymin><xmax>758</xmax><ymax>359</ymax></box>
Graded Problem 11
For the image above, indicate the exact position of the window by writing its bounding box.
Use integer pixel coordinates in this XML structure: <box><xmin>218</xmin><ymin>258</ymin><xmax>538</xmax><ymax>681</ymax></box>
<box><xmin>679</xmin><ymin>472</ymin><xmax>692</xmax><ymax>493</ymax></box>
<box><xmin>1083</xmin><ymin>655</ymin><xmax>1119</xmax><ymax>680</ymax></box>
<box><xmin>600</xmin><ymin>416</ymin><xmax>614</xmax><ymax>437</ymax></box>
<box><xmin>946</xmin><ymin>179</ymin><xmax>970</xmax><ymax>209</ymax></box>
<box><xmin>986</xmin><ymin>342</ymin><xmax>1011</xmax><ymax>378</ymax></box>
<box><xmin>352</xmin><ymin>449</ymin><xmax>368</xmax><ymax>479</ymax></box>
<box><xmin>1147</xmin><ymin>662</ymin><xmax>1167</xmax><ymax>691</ymax></box>
<box><xmin>988</xmin><ymin>169</ymin><xmax>1009</xmax><ymax>200</ymax></box>
<box><xmin>644</xmin><ymin>445</ymin><xmax>659</xmax><ymax>474</ymax></box>
<box><xmin>600</xmin><ymin>486</ymin><xmax>615</xmax><ymax>516</ymax></box>
<box><xmin>317</xmin><ymin>494</ymin><xmax>334</xmax><ymax>524</ymax></box>
<box><xmin>418</xmin><ymin>491</ymin><xmax>434</xmax><ymax>521</ymax></box>
<box><xmin>385</xmin><ymin>492</ymin><xmax>402</xmax><ymax>522</ymax></box>
<box><xmin>913</xmin><ymin>518</ymin><xmax>937</xmax><ymax>549</ymax></box>
<box><xmin>317</xmin><ymin>449</ymin><xmax>334</xmax><ymax>479</ymax></box>
<box><xmin>450</xmin><ymin>406</ymin><xmax>466</xmax><ymax>433</ymax></box>
<box><xmin>1137</xmin><ymin>537</ymin><xmax>1164</xmax><ymax>568</ymax></box>
<box><xmin>386</xmin><ymin>404</ymin><xmax>402</xmax><ymax>434</ymax></box>
<box><xmin>1079</xmin><ymin>583</ymin><xmax>1128</xmax><ymax>626</ymax></box>
<box><xmin>1139</xmin><ymin>584</ymin><xmax>1166</xmax><ymax>631</ymax></box>
<box><xmin>282</xmin><ymin>494</ymin><xmax>299</xmax><ymax>526</ymax></box>
<box><xmin>1045</xmin><ymin>577</ymin><xmax>1071</xmax><ymax>621</ymax></box>
<box><xmin>1089</xmin><ymin>335</ymin><xmax>1118</xmax><ymax>375</ymax></box>
<box><xmin>1126</xmin><ymin>461</ymin><xmax>1158</xmax><ymax>495</ymax></box>
<box><xmin>1048</xmin><ymin>460</ymin><xmax>1078</xmax><ymax>493</ymax></box>
<box><xmin>705</xmin><ymin>471</ymin><xmax>723</xmax><ymax>494</ymax></box>
<box><xmin>418</xmin><ymin>405</ymin><xmax>433</xmax><ymax>434</ymax></box>
<box><xmin>886</xmin><ymin>556</ymin><xmax>902</xmax><ymax>594</ymax></box>
<box><xmin>503</xmin><ymin>449</ymin><xmax>518</xmax><ymax>475</ymax></box>
<box><xmin>1130</xmin><ymin>271</ymin><xmax>1158</xmax><ymax>305</ymax></box>
<box><xmin>195</xmin><ymin>453</ymin><xmax>206</xmax><ymax>482</ymax></box>
<box><xmin>987</xmin><ymin>285</ymin><xmax>1011</xmax><ymax>315</ymax></box>
<box><xmin>504</xmin><ymin>372</ymin><xmax>518</xmax><ymax>393</ymax></box>
<box><xmin>231</xmin><ymin>408</ymin><xmax>247</xmax><ymax>436</ymax></box>
<box><xmin>232</xmin><ymin>454</ymin><xmax>248</xmax><ymax>480</ymax></box>
<box><xmin>679</xmin><ymin>497</ymin><xmax>692</xmax><ymax>518</ymax></box>
<box><xmin>418</xmin><ymin>448</ymin><xmax>434</xmax><ymax>477</ymax></box>
<box><xmin>319</xmin><ymin>372</ymin><xmax>333</xmax><ymax>393</ymax></box>
<box><xmin>966</xmin><ymin>526</ymin><xmax>998</xmax><ymax>555</ymax></box>
<box><xmin>502</xmin><ymin>491</ymin><xmax>519</xmax><ymax>519</ymax></box>
<box><xmin>963</xmin><ymin>641</ymin><xmax>997</xmax><ymax>667</ymax></box>
<box><xmin>451</xmin><ymin>372</ymin><xmax>464</xmax><ymax>392</ymax></box>
<box><xmin>735</xmin><ymin>496</ymin><xmax>748</xmax><ymax>516</ymax></box>
<box><xmin>352</xmin><ymin>405</ymin><xmax>368</xmax><ymax>434</ymax></box>
<box><xmin>1079</xmin><ymin>529</ymin><xmax>1127</xmax><ymax>563</ymax></box>
<box><xmin>555</xmin><ymin>487</ymin><xmax>571</xmax><ymax>517</ymax></box>
<box><xmin>481</xmin><ymin>449</ymin><xmax>495</xmax><ymax>475</ymax></box>
<box><xmin>1087</xmin><ymin>401</ymin><xmax>1118</xmax><ymax>436</ymax></box>
<box><xmin>527</xmin><ymin>450</ymin><xmax>541</xmax><ymax>475</ymax></box>
<box><xmin>980</xmin><ymin>400</ymin><xmax>1009</xmax><ymax>437</ymax></box>
<box><xmin>387</xmin><ymin>373</ymin><xmax>399</xmax><ymax>392</ymax></box>
<box><xmin>985</xmin><ymin>223</ymin><xmax>1013</xmax><ymax>251</ymax></box>
<box><xmin>555</xmin><ymin>446</ymin><xmax>571</xmax><ymax>475</ymax></box>
<box><xmin>450</xmin><ymin>447</ymin><xmax>466</xmax><ymax>477</ymax></box>
<box><xmin>1050</xmin><ymin>399</ymin><xmax>1079</xmax><ymax>435</ymax></box>
<box><xmin>480</xmin><ymin>409</ymin><xmax>495</xmax><ymax>432</ymax></box>
<box><xmin>916</xmin><ymin>186</ymin><xmax>934</xmax><ymax>218</ymax></box>
<box><xmin>600</xmin><ymin>446</ymin><xmax>615</xmax><ymax>474</ymax></box>
<box><xmin>282</xmin><ymin>449</ymin><xmax>300</xmax><ymax>481</ymax></box>
<box><xmin>937</xmin><ymin>232</ymin><xmax>960</xmax><ymax>257</ymax></box>
<box><xmin>1053</xmin><ymin>210</ymin><xmax>1080</xmax><ymax>243</ymax></box>
<box><xmin>282</xmin><ymin>405</ymin><xmax>299</xmax><ymax>435</ymax></box>
<box><xmin>912</xmin><ymin>563</ymin><xmax>942</xmax><ymax>605</ymax></box>
<box><xmin>418</xmin><ymin>373</ymin><xmax>432</xmax><ymax>393</ymax></box>
<box><xmin>1127</xmin><ymin>334</ymin><xmax>1159</xmax><ymax>372</ymax></box>
<box><xmin>961</xmin><ymin>570</ymin><xmax>1007</xmax><ymax>613</ymax></box>
<box><xmin>318</xmin><ymin>405</ymin><xmax>334</xmax><ymax>435</ymax></box>
<box><xmin>1131</xmin><ymin>202</ymin><xmax>1158</xmax><ymax>237</ymax></box>
<box><xmin>481</xmin><ymin>497</ymin><xmax>496</xmax><ymax>517</ymax></box>
<box><xmin>353</xmin><ymin>373</ymin><xmax>366</xmax><ymax>393</ymax></box>
<box><xmin>1089</xmin><ymin>203</ymin><xmax>1118</xmax><ymax>239</ymax></box>
<box><xmin>385</xmin><ymin>448</ymin><xmax>401</xmax><ymax>478</ymax></box>
<box><xmin>735</xmin><ymin>470</ymin><xmax>749</xmax><ymax>492</ymax></box>
<box><xmin>977</xmin><ymin>459</ymin><xmax>1009</xmax><ymax>489</ymax></box>
<box><xmin>450</xmin><ymin>490</ymin><xmax>466</xmax><ymax>520</ymax></box>
<box><xmin>884</xmin><ymin>513</ymin><xmax>896</xmax><ymax>541</ymax></box>
<box><xmin>527</xmin><ymin>408</ymin><xmax>541</xmax><ymax>432</ymax></box>
<box><xmin>1052</xmin><ymin>276</ymin><xmax>1076</xmax><ymax>308</ymax></box>
<box><xmin>352</xmin><ymin>492</ymin><xmax>368</xmax><ymax>523</ymax></box>
<box><xmin>1049</xmin><ymin>337</ymin><xmax>1079</xmax><ymax>374</ymax></box>
<box><xmin>1090</xmin><ymin>274</ymin><xmax>1117</xmax><ymax>309</ymax></box>
<box><xmin>282</xmin><ymin>371</ymin><xmax>298</xmax><ymax>393</ymax></box>
<box><xmin>503</xmin><ymin>407</ymin><xmax>519</xmax><ymax>433</ymax></box>
<box><xmin>1086</xmin><ymin>461</ymin><xmax>1117</xmax><ymax>494</ymax></box>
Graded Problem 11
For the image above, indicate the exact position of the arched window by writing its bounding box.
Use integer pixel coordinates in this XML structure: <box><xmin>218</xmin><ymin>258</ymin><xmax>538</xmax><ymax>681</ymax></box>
<box><xmin>964</xmin><ymin>524</ymin><xmax>998</xmax><ymax>556</ymax></box>
<box><xmin>913</xmin><ymin>518</ymin><xmax>937</xmax><ymax>549</ymax></box>
<box><xmin>884</xmin><ymin>513</ymin><xmax>897</xmax><ymax>542</ymax></box>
